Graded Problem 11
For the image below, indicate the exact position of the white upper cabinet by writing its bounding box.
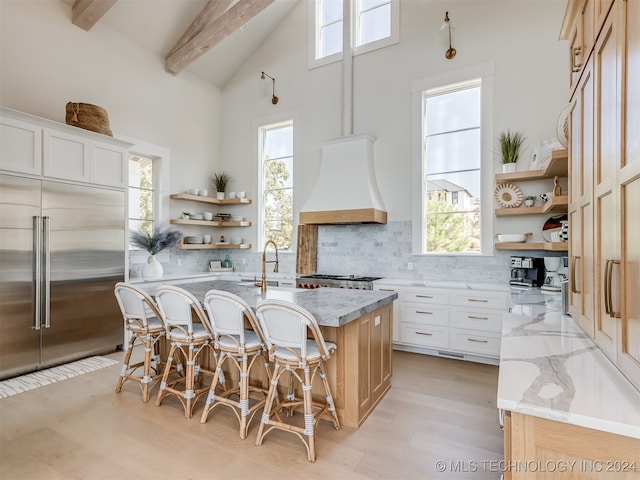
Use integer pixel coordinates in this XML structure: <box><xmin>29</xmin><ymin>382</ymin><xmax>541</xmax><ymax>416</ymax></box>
<box><xmin>0</xmin><ymin>116</ymin><xmax>42</xmax><ymax>175</ymax></box>
<box><xmin>43</xmin><ymin>128</ymin><xmax>91</xmax><ymax>182</ymax></box>
<box><xmin>1</xmin><ymin>107</ymin><xmax>130</xmax><ymax>188</ymax></box>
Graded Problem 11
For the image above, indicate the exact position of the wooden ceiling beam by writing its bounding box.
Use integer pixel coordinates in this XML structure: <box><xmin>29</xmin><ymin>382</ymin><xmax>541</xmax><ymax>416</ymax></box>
<box><xmin>165</xmin><ymin>0</ymin><xmax>275</xmax><ymax>76</ymax></box>
<box><xmin>72</xmin><ymin>0</ymin><xmax>118</xmax><ymax>31</ymax></box>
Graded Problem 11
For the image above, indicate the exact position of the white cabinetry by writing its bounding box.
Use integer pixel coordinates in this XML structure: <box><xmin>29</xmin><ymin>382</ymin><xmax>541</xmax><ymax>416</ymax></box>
<box><xmin>379</xmin><ymin>282</ymin><xmax>510</xmax><ymax>365</ymax></box>
<box><xmin>373</xmin><ymin>283</ymin><xmax>408</xmax><ymax>342</ymax></box>
<box><xmin>0</xmin><ymin>115</ymin><xmax>42</xmax><ymax>175</ymax></box>
<box><xmin>1</xmin><ymin>107</ymin><xmax>130</xmax><ymax>188</ymax></box>
<box><xmin>43</xmin><ymin>128</ymin><xmax>128</xmax><ymax>187</ymax></box>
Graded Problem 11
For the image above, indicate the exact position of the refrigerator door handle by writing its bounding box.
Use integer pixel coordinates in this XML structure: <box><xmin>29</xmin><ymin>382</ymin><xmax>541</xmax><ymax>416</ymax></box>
<box><xmin>43</xmin><ymin>215</ymin><xmax>51</xmax><ymax>329</ymax></box>
<box><xmin>33</xmin><ymin>216</ymin><xmax>42</xmax><ymax>331</ymax></box>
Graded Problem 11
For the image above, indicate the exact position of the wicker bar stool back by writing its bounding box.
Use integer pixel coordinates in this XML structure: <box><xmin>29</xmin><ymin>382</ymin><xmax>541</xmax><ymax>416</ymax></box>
<box><xmin>113</xmin><ymin>282</ymin><xmax>166</xmax><ymax>402</ymax></box>
<box><xmin>255</xmin><ymin>299</ymin><xmax>340</xmax><ymax>462</ymax></box>
<box><xmin>154</xmin><ymin>285</ymin><xmax>216</xmax><ymax>418</ymax></box>
<box><xmin>199</xmin><ymin>290</ymin><xmax>271</xmax><ymax>439</ymax></box>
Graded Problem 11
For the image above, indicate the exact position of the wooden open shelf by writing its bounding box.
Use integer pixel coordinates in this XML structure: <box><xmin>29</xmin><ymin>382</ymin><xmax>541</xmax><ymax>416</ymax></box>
<box><xmin>496</xmin><ymin>149</ymin><xmax>568</xmax><ymax>183</ymax></box>
<box><xmin>170</xmin><ymin>219</ymin><xmax>251</xmax><ymax>227</ymax></box>
<box><xmin>495</xmin><ymin>241</ymin><xmax>568</xmax><ymax>251</ymax></box>
<box><xmin>170</xmin><ymin>193</ymin><xmax>252</xmax><ymax>205</ymax></box>
<box><xmin>177</xmin><ymin>242</ymin><xmax>252</xmax><ymax>250</ymax></box>
<box><xmin>496</xmin><ymin>195</ymin><xmax>568</xmax><ymax>216</ymax></box>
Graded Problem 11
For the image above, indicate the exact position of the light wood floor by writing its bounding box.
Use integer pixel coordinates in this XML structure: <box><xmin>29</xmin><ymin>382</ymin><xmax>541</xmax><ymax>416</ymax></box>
<box><xmin>0</xmin><ymin>350</ymin><xmax>504</xmax><ymax>479</ymax></box>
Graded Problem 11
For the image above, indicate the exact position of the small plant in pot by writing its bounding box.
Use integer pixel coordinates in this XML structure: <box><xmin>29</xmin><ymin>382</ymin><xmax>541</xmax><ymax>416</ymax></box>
<box><xmin>182</xmin><ymin>211</ymin><xmax>191</xmax><ymax>219</ymax></box>
<box><xmin>213</xmin><ymin>171</ymin><xmax>232</xmax><ymax>200</ymax></box>
<box><xmin>499</xmin><ymin>130</ymin><xmax>525</xmax><ymax>173</ymax></box>
<box><xmin>524</xmin><ymin>196</ymin><xmax>536</xmax><ymax>207</ymax></box>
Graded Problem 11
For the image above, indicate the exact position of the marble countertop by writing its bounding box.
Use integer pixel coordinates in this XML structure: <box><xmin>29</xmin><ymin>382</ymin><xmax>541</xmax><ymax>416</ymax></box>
<box><xmin>140</xmin><ymin>280</ymin><xmax>397</xmax><ymax>328</ymax></box>
<box><xmin>498</xmin><ymin>288</ymin><xmax>640</xmax><ymax>439</ymax></box>
<box><xmin>373</xmin><ymin>278</ymin><xmax>510</xmax><ymax>292</ymax></box>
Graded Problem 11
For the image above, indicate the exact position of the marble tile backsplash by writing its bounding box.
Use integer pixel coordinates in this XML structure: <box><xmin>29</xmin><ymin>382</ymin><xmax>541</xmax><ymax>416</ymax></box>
<box><xmin>130</xmin><ymin>221</ymin><xmax>554</xmax><ymax>285</ymax></box>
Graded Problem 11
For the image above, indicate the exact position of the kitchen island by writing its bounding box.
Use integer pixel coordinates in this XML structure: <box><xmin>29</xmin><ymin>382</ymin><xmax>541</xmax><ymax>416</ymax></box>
<box><xmin>142</xmin><ymin>280</ymin><xmax>397</xmax><ymax>429</ymax></box>
<box><xmin>499</xmin><ymin>289</ymin><xmax>640</xmax><ymax>479</ymax></box>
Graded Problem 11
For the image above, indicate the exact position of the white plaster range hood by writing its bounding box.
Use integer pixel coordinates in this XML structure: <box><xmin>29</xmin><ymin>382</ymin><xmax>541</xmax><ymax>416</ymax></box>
<box><xmin>299</xmin><ymin>134</ymin><xmax>387</xmax><ymax>224</ymax></box>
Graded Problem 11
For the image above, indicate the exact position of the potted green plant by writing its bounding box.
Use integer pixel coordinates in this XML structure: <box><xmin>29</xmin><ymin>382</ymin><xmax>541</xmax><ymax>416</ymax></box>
<box><xmin>130</xmin><ymin>225</ymin><xmax>183</xmax><ymax>279</ymax></box>
<box><xmin>213</xmin><ymin>171</ymin><xmax>232</xmax><ymax>199</ymax></box>
<box><xmin>524</xmin><ymin>195</ymin><xmax>536</xmax><ymax>207</ymax></box>
<box><xmin>499</xmin><ymin>130</ymin><xmax>525</xmax><ymax>173</ymax></box>
<box><xmin>182</xmin><ymin>211</ymin><xmax>191</xmax><ymax>219</ymax></box>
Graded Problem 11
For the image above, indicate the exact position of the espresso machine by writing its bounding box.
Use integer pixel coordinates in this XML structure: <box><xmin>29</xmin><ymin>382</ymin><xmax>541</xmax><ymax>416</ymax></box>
<box><xmin>510</xmin><ymin>256</ymin><xmax>545</xmax><ymax>287</ymax></box>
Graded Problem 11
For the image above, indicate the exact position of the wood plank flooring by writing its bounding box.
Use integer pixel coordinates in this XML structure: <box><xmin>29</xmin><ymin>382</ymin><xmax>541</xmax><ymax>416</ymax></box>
<box><xmin>0</xmin><ymin>350</ymin><xmax>504</xmax><ymax>479</ymax></box>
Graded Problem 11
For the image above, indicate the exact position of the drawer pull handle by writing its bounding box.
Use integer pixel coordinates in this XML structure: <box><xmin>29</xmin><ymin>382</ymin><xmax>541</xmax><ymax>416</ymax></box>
<box><xmin>416</xmin><ymin>310</ymin><xmax>433</xmax><ymax>315</ymax></box>
<box><xmin>415</xmin><ymin>332</ymin><xmax>433</xmax><ymax>336</ymax></box>
<box><xmin>468</xmin><ymin>315</ymin><xmax>488</xmax><ymax>320</ymax></box>
<box><xmin>416</xmin><ymin>295</ymin><xmax>433</xmax><ymax>299</ymax></box>
<box><xmin>467</xmin><ymin>338</ymin><xmax>488</xmax><ymax>343</ymax></box>
<box><xmin>467</xmin><ymin>298</ymin><xmax>488</xmax><ymax>303</ymax></box>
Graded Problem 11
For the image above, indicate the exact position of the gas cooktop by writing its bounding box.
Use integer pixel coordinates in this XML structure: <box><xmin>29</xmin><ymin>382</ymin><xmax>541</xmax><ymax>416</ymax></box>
<box><xmin>296</xmin><ymin>274</ymin><xmax>383</xmax><ymax>290</ymax></box>
<box><xmin>298</xmin><ymin>274</ymin><xmax>383</xmax><ymax>282</ymax></box>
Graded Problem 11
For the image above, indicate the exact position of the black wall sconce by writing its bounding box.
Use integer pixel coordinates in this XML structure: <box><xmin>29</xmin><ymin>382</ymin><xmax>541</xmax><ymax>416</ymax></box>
<box><xmin>441</xmin><ymin>12</ymin><xmax>456</xmax><ymax>59</ymax></box>
<box><xmin>261</xmin><ymin>71</ymin><xmax>279</xmax><ymax>104</ymax></box>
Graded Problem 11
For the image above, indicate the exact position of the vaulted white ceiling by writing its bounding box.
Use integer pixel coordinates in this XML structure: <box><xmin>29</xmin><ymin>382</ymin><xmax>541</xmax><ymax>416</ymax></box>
<box><xmin>63</xmin><ymin>0</ymin><xmax>299</xmax><ymax>89</ymax></box>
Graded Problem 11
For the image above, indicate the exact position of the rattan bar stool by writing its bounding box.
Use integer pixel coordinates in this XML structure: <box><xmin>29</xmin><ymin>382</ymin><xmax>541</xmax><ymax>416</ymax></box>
<box><xmin>199</xmin><ymin>290</ymin><xmax>271</xmax><ymax>439</ymax></box>
<box><xmin>255</xmin><ymin>299</ymin><xmax>340</xmax><ymax>462</ymax></box>
<box><xmin>113</xmin><ymin>282</ymin><xmax>166</xmax><ymax>402</ymax></box>
<box><xmin>154</xmin><ymin>285</ymin><xmax>216</xmax><ymax>418</ymax></box>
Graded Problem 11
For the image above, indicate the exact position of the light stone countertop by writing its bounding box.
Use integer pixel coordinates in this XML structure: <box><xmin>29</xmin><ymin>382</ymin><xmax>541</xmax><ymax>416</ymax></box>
<box><xmin>498</xmin><ymin>288</ymin><xmax>640</xmax><ymax>439</ymax></box>
<box><xmin>372</xmin><ymin>278</ymin><xmax>510</xmax><ymax>292</ymax></box>
<box><xmin>140</xmin><ymin>279</ymin><xmax>397</xmax><ymax>328</ymax></box>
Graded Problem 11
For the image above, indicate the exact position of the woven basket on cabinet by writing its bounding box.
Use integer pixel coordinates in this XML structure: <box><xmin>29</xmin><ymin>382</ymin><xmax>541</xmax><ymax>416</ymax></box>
<box><xmin>65</xmin><ymin>102</ymin><xmax>113</xmax><ymax>136</ymax></box>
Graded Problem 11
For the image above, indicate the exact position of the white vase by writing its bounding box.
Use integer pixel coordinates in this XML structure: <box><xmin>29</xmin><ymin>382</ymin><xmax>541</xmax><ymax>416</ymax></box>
<box><xmin>142</xmin><ymin>254</ymin><xmax>163</xmax><ymax>279</ymax></box>
<box><xmin>502</xmin><ymin>163</ymin><xmax>517</xmax><ymax>174</ymax></box>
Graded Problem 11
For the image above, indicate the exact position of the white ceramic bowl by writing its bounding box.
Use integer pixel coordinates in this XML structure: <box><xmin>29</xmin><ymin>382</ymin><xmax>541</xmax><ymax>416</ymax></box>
<box><xmin>203</xmin><ymin>212</ymin><xmax>213</xmax><ymax>221</ymax></box>
<box><xmin>496</xmin><ymin>233</ymin><xmax>529</xmax><ymax>243</ymax></box>
<box><xmin>190</xmin><ymin>214</ymin><xmax>203</xmax><ymax>220</ymax></box>
<box><xmin>231</xmin><ymin>216</ymin><xmax>244</xmax><ymax>222</ymax></box>
<box><xmin>185</xmin><ymin>236</ymin><xmax>204</xmax><ymax>244</ymax></box>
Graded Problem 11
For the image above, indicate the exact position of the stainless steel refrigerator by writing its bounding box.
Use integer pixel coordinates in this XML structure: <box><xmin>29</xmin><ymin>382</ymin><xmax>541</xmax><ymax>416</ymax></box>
<box><xmin>0</xmin><ymin>173</ymin><xmax>125</xmax><ymax>380</ymax></box>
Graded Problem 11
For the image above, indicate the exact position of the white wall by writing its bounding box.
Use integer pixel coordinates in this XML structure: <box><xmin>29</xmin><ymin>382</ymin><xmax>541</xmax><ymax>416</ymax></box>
<box><xmin>220</xmin><ymin>0</ymin><xmax>570</xmax><ymax>244</ymax></box>
<box><xmin>0</xmin><ymin>0</ymin><xmax>222</xmax><ymax>220</ymax></box>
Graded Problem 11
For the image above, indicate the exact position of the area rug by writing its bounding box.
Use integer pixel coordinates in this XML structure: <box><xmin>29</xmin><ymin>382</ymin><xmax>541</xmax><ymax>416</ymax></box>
<box><xmin>0</xmin><ymin>356</ymin><xmax>119</xmax><ymax>399</ymax></box>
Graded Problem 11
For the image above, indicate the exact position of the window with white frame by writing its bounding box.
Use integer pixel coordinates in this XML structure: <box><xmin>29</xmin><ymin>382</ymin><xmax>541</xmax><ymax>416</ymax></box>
<box><xmin>418</xmin><ymin>78</ymin><xmax>488</xmax><ymax>255</ymax></box>
<box><xmin>312</xmin><ymin>0</ymin><xmax>398</xmax><ymax>65</ymax></box>
<box><xmin>355</xmin><ymin>0</ymin><xmax>392</xmax><ymax>47</ymax></box>
<box><xmin>128</xmin><ymin>154</ymin><xmax>155</xmax><ymax>242</ymax></box>
<box><xmin>259</xmin><ymin>121</ymin><xmax>294</xmax><ymax>251</ymax></box>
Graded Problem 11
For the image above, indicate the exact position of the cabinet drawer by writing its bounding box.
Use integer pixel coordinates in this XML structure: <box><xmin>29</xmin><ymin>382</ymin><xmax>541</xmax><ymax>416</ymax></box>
<box><xmin>449</xmin><ymin>291</ymin><xmax>509</xmax><ymax>310</ymax></box>
<box><xmin>450</xmin><ymin>307</ymin><xmax>503</xmax><ymax>333</ymax></box>
<box><xmin>400</xmin><ymin>323</ymin><xmax>448</xmax><ymax>348</ymax></box>
<box><xmin>399</xmin><ymin>289</ymin><xmax>448</xmax><ymax>305</ymax></box>
<box><xmin>400</xmin><ymin>302</ymin><xmax>448</xmax><ymax>326</ymax></box>
<box><xmin>449</xmin><ymin>328</ymin><xmax>501</xmax><ymax>357</ymax></box>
